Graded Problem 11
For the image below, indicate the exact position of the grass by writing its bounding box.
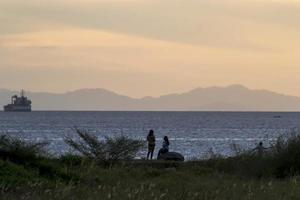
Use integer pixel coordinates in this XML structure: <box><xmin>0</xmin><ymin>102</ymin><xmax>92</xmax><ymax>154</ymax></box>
<box><xmin>2</xmin><ymin>131</ymin><xmax>300</xmax><ymax>199</ymax></box>
<box><xmin>2</xmin><ymin>160</ymin><xmax>300</xmax><ymax>200</ymax></box>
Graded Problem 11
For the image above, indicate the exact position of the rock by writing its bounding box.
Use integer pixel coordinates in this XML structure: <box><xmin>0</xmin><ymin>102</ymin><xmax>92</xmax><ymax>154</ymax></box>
<box><xmin>157</xmin><ymin>152</ymin><xmax>185</xmax><ymax>161</ymax></box>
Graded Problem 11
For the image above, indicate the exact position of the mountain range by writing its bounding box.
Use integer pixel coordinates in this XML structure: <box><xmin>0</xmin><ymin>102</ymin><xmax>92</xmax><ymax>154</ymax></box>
<box><xmin>1</xmin><ymin>85</ymin><xmax>300</xmax><ymax>111</ymax></box>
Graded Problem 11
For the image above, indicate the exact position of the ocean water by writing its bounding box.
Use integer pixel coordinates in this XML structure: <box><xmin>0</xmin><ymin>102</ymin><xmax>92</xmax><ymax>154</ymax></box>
<box><xmin>0</xmin><ymin>111</ymin><xmax>299</xmax><ymax>159</ymax></box>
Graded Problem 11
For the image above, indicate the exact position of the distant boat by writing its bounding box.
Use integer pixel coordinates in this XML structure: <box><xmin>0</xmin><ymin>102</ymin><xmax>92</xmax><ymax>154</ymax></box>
<box><xmin>3</xmin><ymin>90</ymin><xmax>32</xmax><ymax>112</ymax></box>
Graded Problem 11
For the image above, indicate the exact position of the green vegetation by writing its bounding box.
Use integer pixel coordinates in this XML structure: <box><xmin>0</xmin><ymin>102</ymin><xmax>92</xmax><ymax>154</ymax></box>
<box><xmin>2</xmin><ymin>131</ymin><xmax>300</xmax><ymax>199</ymax></box>
<box><xmin>64</xmin><ymin>129</ymin><xmax>144</xmax><ymax>166</ymax></box>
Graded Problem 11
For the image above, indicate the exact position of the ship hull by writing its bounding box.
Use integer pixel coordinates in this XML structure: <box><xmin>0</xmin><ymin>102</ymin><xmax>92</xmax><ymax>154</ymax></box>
<box><xmin>4</xmin><ymin>105</ymin><xmax>31</xmax><ymax>112</ymax></box>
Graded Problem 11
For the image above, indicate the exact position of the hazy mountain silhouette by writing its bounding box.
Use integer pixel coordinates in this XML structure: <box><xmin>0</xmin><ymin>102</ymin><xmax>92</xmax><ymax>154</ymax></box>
<box><xmin>2</xmin><ymin>85</ymin><xmax>300</xmax><ymax>111</ymax></box>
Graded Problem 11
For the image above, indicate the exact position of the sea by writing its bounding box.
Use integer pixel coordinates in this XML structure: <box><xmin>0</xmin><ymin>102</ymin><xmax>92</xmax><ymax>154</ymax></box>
<box><xmin>0</xmin><ymin>111</ymin><xmax>299</xmax><ymax>159</ymax></box>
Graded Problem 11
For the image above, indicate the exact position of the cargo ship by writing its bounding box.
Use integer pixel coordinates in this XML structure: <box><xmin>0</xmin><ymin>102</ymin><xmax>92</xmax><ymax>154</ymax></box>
<box><xmin>3</xmin><ymin>90</ymin><xmax>32</xmax><ymax>112</ymax></box>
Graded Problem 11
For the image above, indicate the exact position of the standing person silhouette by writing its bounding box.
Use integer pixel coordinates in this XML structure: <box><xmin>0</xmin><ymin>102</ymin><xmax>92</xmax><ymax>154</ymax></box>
<box><xmin>158</xmin><ymin>136</ymin><xmax>169</xmax><ymax>158</ymax></box>
<box><xmin>252</xmin><ymin>142</ymin><xmax>268</xmax><ymax>157</ymax></box>
<box><xmin>147</xmin><ymin>130</ymin><xmax>156</xmax><ymax>160</ymax></box>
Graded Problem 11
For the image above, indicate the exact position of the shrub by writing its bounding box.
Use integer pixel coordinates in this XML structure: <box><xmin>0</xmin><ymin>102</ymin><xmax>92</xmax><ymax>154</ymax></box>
<box><xmin>0</xmin><ymin>135</ymin><xmax>49</xmax><ymax>164</ymax></box>
<box><xmin>268</xmin><ymin>134</ymin><xmax>300</xmax><ymax>178</ymax></box>
<box><xmin>59</xmin><ymin>154</ymin><xmax>84</xmax><ymax>166</ymax></box>
<box><xmin>64</xmin><ymin>129</ymin><xmax>144</xmax><ymax>165</ymax></box>
<box><xmin>201</xmin><ymin>131</ymin><xmax>300</xmax><ymax>178</ymax></box>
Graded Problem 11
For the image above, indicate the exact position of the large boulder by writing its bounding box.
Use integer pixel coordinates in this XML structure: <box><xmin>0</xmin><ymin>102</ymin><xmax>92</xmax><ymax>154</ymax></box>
<box><xmin>157</xmin><ymin>152</ymin><xmax>184</xmax><ymax>161</ymax></box>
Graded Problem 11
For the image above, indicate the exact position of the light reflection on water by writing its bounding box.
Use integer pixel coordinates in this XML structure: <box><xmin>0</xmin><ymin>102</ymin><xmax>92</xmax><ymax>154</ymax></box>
<box><xmin>0</xmin><ymin>111</ymin><xmax>299</xmax><ymax>159</ymax></box>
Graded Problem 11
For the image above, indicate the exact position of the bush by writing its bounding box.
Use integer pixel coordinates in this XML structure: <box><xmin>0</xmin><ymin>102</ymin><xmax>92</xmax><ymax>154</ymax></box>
<box><xmin>201</xmin><ymin>131</ymin><xmax>300</xmax><ymax>178</ymax></box>
<box><xmin>269</xmin><ymin>134</ymin><xmax>300</xmax><ymax>178</ymax></box>
<box><xmin>0</xmin><ymin>135</ymin><xmax>49</xmax><ymax>164</ymax></box>
<box><xmin>59</xmin><ymin>154</ymin><xmax>85</xmax><ymax>166</ymax></box>
<box><xmin>64</xmin><ymin>129</ymin><xmax>144</xmax><ymax>165</ymax></box>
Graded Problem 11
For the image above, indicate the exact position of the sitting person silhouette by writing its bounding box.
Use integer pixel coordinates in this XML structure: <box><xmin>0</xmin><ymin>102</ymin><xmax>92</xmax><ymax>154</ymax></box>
<box><xmin>157</xmin><ymin>136</ymin><xmax>169</xmax><ymax>158</ymax></box>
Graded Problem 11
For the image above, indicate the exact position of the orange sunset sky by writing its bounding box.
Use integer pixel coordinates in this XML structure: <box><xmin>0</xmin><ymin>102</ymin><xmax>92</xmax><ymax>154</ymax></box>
<box><xmin>0</xmin><ymin>0</ymin><xmax>299</xmax><ymax>97</ymax></box>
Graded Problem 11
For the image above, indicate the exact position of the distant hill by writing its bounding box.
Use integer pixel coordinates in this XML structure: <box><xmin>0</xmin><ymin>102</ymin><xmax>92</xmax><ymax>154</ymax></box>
<box><xmin>1</xmin><ymin>85</ymin><xmax>300</xmax><ymax>111</ymax></box>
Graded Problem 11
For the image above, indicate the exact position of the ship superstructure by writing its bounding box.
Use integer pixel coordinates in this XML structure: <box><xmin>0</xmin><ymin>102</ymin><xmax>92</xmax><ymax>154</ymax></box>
<box><xmin>3</xmin><ymin>90</ymin><xmax>32</xmax><ymax>112</ymax></box>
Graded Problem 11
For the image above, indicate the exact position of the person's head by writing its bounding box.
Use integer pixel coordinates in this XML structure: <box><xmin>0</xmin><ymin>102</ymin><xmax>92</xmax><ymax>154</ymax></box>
<box><xmin>148</xmin><ymin>129</ymin><xmax>154</xmax><ymax>137</ymax></box>
<box><xmin>164</xmin><ymin>136</ymin><xmax>169</xmax><ymax>145</ymax></box>
<box><xmin>259</xmin><ymin>142</ymin><xmax>263</xmax><ymax>146</ymax></box>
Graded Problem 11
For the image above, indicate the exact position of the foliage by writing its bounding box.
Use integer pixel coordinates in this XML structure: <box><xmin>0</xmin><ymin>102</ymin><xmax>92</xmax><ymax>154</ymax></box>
<box><xmin>0</xmin><ymin>135</ymin><xmax>74</xmax><ymax>182</ymax></box>
<box><xmin>268</xmin><ymin>134</ymin><xmax>300</xmax><ymax>177</ymax></box>
<box><xmin>64</xmin><ymin>129</ymin><xmax>144</xmax><ymax>164</ymax></box>
<box><xmin>0</xmin><ymin>135</ymin><xmax>49</xmax><ymax>163</ymax></box>
<box><xmin>201</xmin><ymin>131</ymin><xmax>300</xmax><ymax>178</ymax></box>
<box><xmin>3</xmin><ymin>132</ymin><xmax>300</xmax><ymax>199</ymax></box>
<box><xmin>2</xmin><ymin>158</ymin><xmax>300</xmax><ymax>200</ymax></box>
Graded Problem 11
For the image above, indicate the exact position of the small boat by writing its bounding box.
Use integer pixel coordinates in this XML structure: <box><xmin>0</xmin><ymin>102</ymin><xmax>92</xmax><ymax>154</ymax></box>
<box><xmin>3</xmin><ymin>90</ymin><xmax>32</xmax><ymax>112</ymax></box>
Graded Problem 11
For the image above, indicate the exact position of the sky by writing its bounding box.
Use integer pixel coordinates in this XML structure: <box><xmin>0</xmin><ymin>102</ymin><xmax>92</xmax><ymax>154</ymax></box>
<box><xmin>0</xmin><ymin>0</ymin><xmax>300</xmax><ymax>98</ymax></box>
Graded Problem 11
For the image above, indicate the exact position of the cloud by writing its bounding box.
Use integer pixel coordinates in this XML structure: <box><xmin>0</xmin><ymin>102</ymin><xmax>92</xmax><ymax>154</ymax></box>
<box><xmin>0</xmin><ymin>0</ymin><xmax>300</xmax><ymax>97</ymax></box>
<box><xmin>1</xmin><ymin>0</ymin><xmax>300</xmax><ymax>50</ymax></box>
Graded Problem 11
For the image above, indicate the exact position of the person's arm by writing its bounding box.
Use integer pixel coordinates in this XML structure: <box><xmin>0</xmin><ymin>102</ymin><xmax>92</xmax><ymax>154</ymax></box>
<box><xmin>250</xmin><ymin>147</ymin><xmax>258</xmax><ymax>153</ymax></box>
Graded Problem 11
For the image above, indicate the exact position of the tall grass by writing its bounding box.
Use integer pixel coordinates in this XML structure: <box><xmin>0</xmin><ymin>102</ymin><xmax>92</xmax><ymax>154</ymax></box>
<box><xmin>202</xmin><ymin>132</ymin><xmax>300</xmax><ymax>178</ymax></box>
<box><xmin>0</xmin><ymin>135</ymin><xmax>74</xmax><ymax>182</ymax></box>
<box><xmin>267</xmin><ymin>133</ymin><xmax>300</xmax><ymax>177</ymax></box>
<box><xmin>0</xmin><ymin>135</ymin><xmax>49</xmax><ymax>164</ymax></box>
<box><xmin>2</xmin><ymin>131</ymin><xmax>300</xmax><ymax>199</ymax></box>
